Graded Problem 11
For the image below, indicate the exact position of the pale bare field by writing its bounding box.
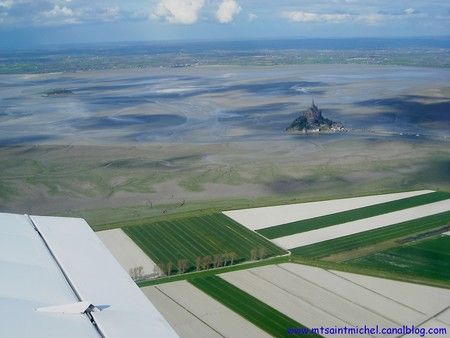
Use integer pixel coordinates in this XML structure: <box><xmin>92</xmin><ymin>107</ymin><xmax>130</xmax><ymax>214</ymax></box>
<box><xmin>96</xmin><ymin>228</ymin><xmax>157</xmax><ymax>277</ymax></box>
<box><xmin>221</xmin><ymin>263</ymin><xmax>450</xmax><ymax>337</ymax></box>
<box><xmin>258</xmin><ymin>264</ymin><xmax>426</xmax><ymax>326</ymax></box>
<box><xmin>273</xmin><ymin>199</ymin><xmax>450</xmax><ymax>249</ymax></box>
<box><xmin>436</xmin><ymin>308</ymin><xmax>450</xmax><ymax>326</ymax></box>
<box><xmin>223</xmin><ymin>190</ymin><xmax>433</xmax><ymax>230</ymax></box>
<box><xmin>143</xmin><ymin>281</ymin><xmax>271</xmax><ymax>338</ymax></box>
<box><xmin>417</xmin><ymin>319</ymin><xmax>450</xmax><ymax>336</ymax></box>
<box><xmin>333</xmin><ymin>270</ymin><xmax>450</xmax><ymax>316</ymax></box>
<box><xmin>220</xmin><ymin>269</ymin><xmax>357</xmax><ymax>336</ymax></box>
<box><xmin>220</xmin><ymin>268</ymin><xmax>397</xmax><ymax>338</ymax></box>
<box><xmin>141</xmin><ymin>286</ymin><xmax>221</xmax><ymax>338</ymax></box>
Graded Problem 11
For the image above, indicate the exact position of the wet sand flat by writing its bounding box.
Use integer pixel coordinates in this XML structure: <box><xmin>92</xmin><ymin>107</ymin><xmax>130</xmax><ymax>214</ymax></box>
<box><xmin>1</xmin><ymin>64</ymin><xmax>449</xmax><ymax>219</ymax></box>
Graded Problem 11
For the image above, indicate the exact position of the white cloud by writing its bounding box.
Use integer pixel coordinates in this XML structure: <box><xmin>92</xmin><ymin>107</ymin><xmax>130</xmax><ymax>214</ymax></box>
<box><xmin>44</xmin><ymin>5</ymin><xmax>74</xmax><ymax>18</ymax></box>
<box><xmin>248</xmin><ymin>12</ymin><xmax>257</xmax><ymax>22</ymax></box>
<box><xmin>284</xmin><ymin>11</ymin><xmax>318</xmax><ymax>23</ymax></box>
<box><xmin>404</xmin><ymin>8</ymin><xmax>416</xmax><ymax>15</ymax></box>
<box><xmin>0</xmin><ymin>1</ymin><xmax>136</xmax><ymax>27</ymax></box>
<box><xmin>284</xmin><ymin>11</ymin><xmax>349</xmax><ymax>23</ymax></box>
<box><xmin>359</xmin><ymin>13</ymin><xmax>382</xmax><ymax>25</ymax></box>
<box><xmin>0</xmin><ymin>0</ymin><xmax>13</xmax><ymax>9</ymax></box>
<box><xmin>0</xmin><ymin>11</ymin><xmax>7</xmax><ymax>24</ymax></box>
<box><xmin>40</xmin><ymin>4</ymin><xmax>79</xmax><ymax>24</ymax></box>
<box><xmin>284</xmin><ymin>6</ymin><xmax>425</xmax><ymax>26</ymax></box>
<box><xmin>216</xmin><ymin>0</ymin><xmax>241</xmax><ymax>24</ymax></box>
<box><xmin>284</xmin><ymin>9</ymin><xmax>392</xmax><ymax>25</ymax></box>
<box><xmin>152</xmin><ymin>0</ymin><xmax>205</xmax><ymax>24</ymax></box>
<box><xmin>103</xmin><ymin>6</ymin><xmax>120</xmax><ymax>21</ymax></box>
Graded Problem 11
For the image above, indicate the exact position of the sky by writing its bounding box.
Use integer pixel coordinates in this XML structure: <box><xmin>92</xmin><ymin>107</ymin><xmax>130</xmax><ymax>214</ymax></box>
<box><xmin>0</xmin><ymin>0</ymin><xmax>449</xmax><ymax>48</ymax></box>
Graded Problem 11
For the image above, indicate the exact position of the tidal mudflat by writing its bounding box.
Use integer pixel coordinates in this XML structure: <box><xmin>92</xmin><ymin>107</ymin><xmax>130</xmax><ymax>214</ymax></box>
<box><xmin>0</xmin><ymin>65</ymin><xmax>449</xmax><ymax>223</ymax></box>
<box><xmin>1</xmin><ymin>64</ymin><xmax>449</xmax><ymax>144</ymax></box>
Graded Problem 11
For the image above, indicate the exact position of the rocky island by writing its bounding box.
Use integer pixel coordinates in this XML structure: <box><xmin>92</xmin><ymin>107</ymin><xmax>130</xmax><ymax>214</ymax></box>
<box><xmin>286</xmin><ymin>101</ymin><xmax>344</xmax><ymax>133</ymax></box>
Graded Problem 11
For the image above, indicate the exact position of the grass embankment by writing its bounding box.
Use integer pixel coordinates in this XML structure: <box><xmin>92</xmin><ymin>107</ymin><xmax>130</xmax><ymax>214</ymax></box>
<box><xmin>85</xmin><ymin>188</ymin><xmax>423</xmax><ymax>231</ymax></box>
<box><xmin>123</xmin><ymin>213</ymin><xmax>287</xmax><ymax>275</ymax></box>
<box><xmin>258</xmin><ymin>191</ymin><xmax>449</xmax><ymax>239</ymax></box>
<box><xmin>190</xmin><ymin>275</ymin><xmax>320</xmax><ymax>337</ymax></box>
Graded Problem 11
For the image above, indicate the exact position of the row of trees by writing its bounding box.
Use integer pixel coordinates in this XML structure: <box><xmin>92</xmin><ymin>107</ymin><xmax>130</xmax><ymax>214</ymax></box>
<box><xmin>129</xmin><ymin>266</ymin><xmax>144</xmax><ymax>280</ymax></box>
<box><xmin>250</xmin><ymin>247</ymin><xmax>267</xmax><ymax>261</ymax></box>
<box><xmin>195</xmin><ymin>251</ymin><xmax>238</xmax><ymax>271</ymax></box>
<box><xmin>152</xmin><ymin>246</ymin><xmax>268</xmax><ymax>277</ymax></box>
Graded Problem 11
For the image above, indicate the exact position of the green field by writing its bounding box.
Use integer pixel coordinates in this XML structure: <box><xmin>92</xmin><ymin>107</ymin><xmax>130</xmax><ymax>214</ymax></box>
<box><xmin>123</xmin><ymin>213</ymin><xmax>286</xmax><ymax>274</ymax></box>
<box><xmin>347</xmin><ymin>235</ymin><xmax>450</xmax><ymax>284</ymax></box>
<box><xmin>291</xmin><ymin>211</ymin><xmax>450</xmax><ymax>259</ymax></box>
<box><xmin>257</xmin><ymin>191</ymin><xmax>450</xmax><ymax>239</ymax></box>
<box><xmin>190</xmin><ymin>275</ymin><xmax>320</xmax><ymax>337</ymax></box>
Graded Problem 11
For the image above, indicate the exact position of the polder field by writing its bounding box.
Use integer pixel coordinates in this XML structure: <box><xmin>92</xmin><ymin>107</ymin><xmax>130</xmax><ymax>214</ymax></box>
<box><xmin>123</xmin><ymin>213</ymin><xmax>287</xmax><ymax>275</ymax></box>
<box><xmin>189</xmin><ymin>275</ymin><xmax>319</xmax><ymax>337</ymax></box>
<box><xmin>257</xmin><ymin>191</ymin><xmax>450</xmax><ymax>239</ymax></box>
<box><xmin>290</xmin><ymin>211</ymin><xmax>450</xmax><ymax>260</ymax></box>
<box><xmin>224</xmin><ymin>190</ymin><xmax>450</xmax><ymax>288</ymax></box>
<box><xmin>346</xmin><ymin>235</ymin><xmax>450</xmax><ymax>284</ymax></box>
<box><xmin>104</xmin><ymin>190</ymin><xmax>450</xmax><ymax>338</ymax></box>
<box><xmin>113</xmin><ymin>190</ymin><xmax>450</xmax><ymax>288</ymax></box>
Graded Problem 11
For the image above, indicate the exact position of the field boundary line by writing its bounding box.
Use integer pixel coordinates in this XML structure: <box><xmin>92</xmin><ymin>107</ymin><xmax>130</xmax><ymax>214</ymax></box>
<box><xmin>397</xmin><ymin>306</ymin><xmax>450</xmax><ymax>338</ymax></box>
<box><xmin>275</xmin><ymin>264</ymin><xmax>407</xmax><ymax>326</ymax></box>
<box><xmin>327</xmin><ymin>270</ymin><xmax>428</xmax><ymax>315</ymax></box>
<box><xmin>221</xmin><ymin>212</ymin><xmax>288</xmax><ymax>251</ymax></box>
<box><xmin>153</xmin><ymin>285</ymin><xmax>226</xmax><ymax>338</ymax></box>
<box><xmin>244</xmin><ymin>268</ymin><xmax>360</xmax><ymax>329</ymax></box>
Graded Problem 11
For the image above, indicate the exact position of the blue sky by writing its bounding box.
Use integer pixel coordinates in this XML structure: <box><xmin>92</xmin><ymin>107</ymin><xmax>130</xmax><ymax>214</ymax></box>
<box><xmin>1</xmin><ymin>0</ymin><xmax>449</xmax><ymax>47</ymax></box>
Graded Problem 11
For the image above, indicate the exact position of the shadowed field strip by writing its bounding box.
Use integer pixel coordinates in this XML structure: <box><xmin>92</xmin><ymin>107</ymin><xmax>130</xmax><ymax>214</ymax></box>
<box><xmin>275</xmin><ymin>200</ymin><xmax>450</xmax><ymax>249</ymax></box>
<box><xmin>190</xmin><ymin>275</ymin><xmax>320</xmax><ymax>337</ymax></box>
<box><xmin>258</xmin><ymin>191</ymin><xmax>449</xmax><ymax>239</ymax></box>
<box><xmin>223</xmin><ymin>190</ymin><xmax>433</xmax><ymax>230</ymax></box>
<box><xmin>123</xmin><ymin>213</ymin><xmax>286</xmax><ymax>274</ymax></box>
<box><xmin>291</xmin><ymin>211</ymin><xmax>450</xmax><ymax>258</ymax></box>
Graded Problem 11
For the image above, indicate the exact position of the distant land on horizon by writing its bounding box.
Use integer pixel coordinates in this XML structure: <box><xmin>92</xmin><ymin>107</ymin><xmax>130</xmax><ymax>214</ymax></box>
<box><xmin>2</xmin><ymin>37</ymin><xmax>450</xmax><ymax>74</ymax></box>
<box><xmin>4</xmin><ymin>36</ymin><xmax>450</xmax><ymax>53</ymax></box>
